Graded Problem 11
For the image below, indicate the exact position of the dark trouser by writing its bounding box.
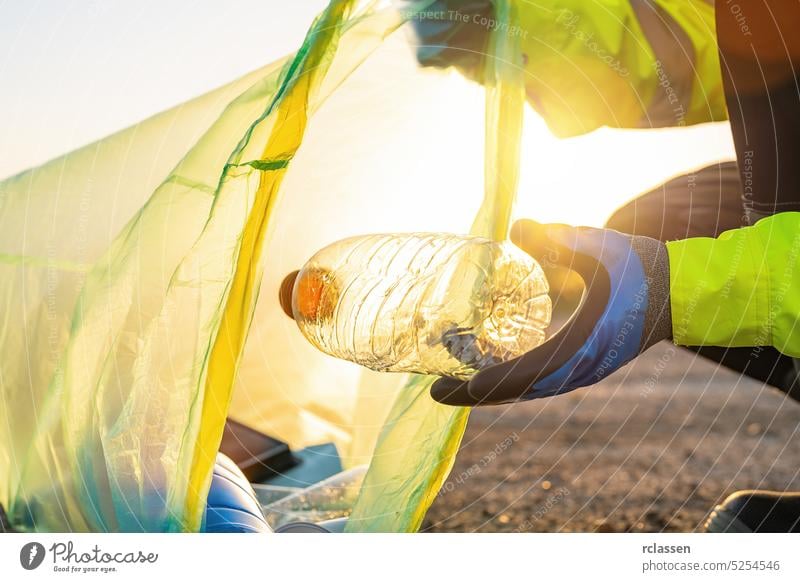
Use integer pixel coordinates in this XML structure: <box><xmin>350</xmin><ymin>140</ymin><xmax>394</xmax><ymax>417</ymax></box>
<box><xmin>605</xmin><ymin>161</ymin><xmax>800</xmax><ymax>401</ymax></box>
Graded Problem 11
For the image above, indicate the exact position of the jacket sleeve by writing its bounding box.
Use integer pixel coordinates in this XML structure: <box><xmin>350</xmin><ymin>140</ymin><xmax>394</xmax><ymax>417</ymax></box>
<box><xmin>520</xmin><ymin>0</ymin><xmax>727</xmax><ymax>137</ymax></box>
<box><xmin>666</xmin><ymin>212</ymin><xmax>800</xmax><ymax>356</ymax></box>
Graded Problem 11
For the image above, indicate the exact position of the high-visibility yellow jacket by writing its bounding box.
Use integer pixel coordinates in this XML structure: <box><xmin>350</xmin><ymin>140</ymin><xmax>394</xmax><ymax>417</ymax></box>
<box><xmin>668</xmin><ymin>212</ymin><xmax>800</xmax><ymax>355</ymax></box>
<box><xmin>519</xmin><ymin>0</ymin><xmax>727</xmax><ymax>136</ymax></box>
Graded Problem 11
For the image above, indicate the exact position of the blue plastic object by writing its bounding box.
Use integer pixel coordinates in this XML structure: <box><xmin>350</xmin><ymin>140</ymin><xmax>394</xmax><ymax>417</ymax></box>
<box><xmin>203</xmin><ymin>453</ymin><xmax>272</xmax><ymax>533</ymax></box>
<box><xmin>262</xmin><ymin>443</ymin><xmax>343</xmax><ymax>488</ymax></box>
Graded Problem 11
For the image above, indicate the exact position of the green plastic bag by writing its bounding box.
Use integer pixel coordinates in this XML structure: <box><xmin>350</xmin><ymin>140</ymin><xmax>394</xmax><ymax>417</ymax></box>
<box><xmin>347</xmin><ymin>0</ymin><xmax>525</xmax><ymax>532</ymax></box>
<box><xmin>0</xmin><ymin>0</ymin><xmax>523</xmax><ymax>532</ymax></box>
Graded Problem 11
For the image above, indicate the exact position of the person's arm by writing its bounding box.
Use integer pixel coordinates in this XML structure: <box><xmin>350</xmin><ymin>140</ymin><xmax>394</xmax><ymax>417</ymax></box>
<box><xmin>431</xmin><ymin>213</ymin><xmax>800</xmax><ymax>406</ymax></box>
<box><xmin>404</xmin><ymin>0</ymin><xmax>727</xmax><ymax>136</ymax></box>
<box><xmin>669</xmin><ymin>212</ymin><xmax>800</xmax><ymax>356</ymax></box>
<box><xmin>519</xmin><ymin>0</ymin><xmax>727</xmax><ymax>136</ymax></box>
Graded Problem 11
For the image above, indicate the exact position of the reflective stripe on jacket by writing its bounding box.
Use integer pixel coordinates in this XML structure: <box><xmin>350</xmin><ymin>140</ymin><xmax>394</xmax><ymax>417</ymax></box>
<box><xmin>667</xmin><ymin>212</ymin><xmax>800</xmax><ymax>356</ymax></box>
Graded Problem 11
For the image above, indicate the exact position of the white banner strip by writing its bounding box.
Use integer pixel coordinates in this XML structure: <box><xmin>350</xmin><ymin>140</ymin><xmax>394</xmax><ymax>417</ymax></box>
<box><xmin>1</xmin><ymin>533</ymin><xmax>797</xmax><ymax>582</ymax></box>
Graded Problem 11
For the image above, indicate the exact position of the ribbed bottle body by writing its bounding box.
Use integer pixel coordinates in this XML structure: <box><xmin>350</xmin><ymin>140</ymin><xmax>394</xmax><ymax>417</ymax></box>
<box><xmin>291</xmin><ymin>233</ymin><xmax>551</xmax><ymax>379</ymax></box>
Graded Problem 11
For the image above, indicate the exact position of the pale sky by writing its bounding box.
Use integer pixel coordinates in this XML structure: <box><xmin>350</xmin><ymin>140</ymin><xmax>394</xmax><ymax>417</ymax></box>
<box><xmin>0</xmin><ymin>0</ymin><xmax>737</xmax><ymax>227</ymax></box>
<box><xmin>0</xmin><ymin>0</ymin><xmax>327</xmax><ymax>178</ymax></box>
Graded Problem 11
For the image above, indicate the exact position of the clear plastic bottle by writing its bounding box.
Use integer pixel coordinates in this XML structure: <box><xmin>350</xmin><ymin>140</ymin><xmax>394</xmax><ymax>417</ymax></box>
<box><xmin>279</xmin><ymin>233</ymin><xmax>551</xmax><ymax>379</ymax></box>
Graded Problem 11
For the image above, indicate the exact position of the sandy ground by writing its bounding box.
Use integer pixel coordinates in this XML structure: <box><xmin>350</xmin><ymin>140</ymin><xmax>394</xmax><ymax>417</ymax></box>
<box><xmin>423</xmin><ymin>342</ymin><xmax>800</xmax><ymax>532</ymax></box>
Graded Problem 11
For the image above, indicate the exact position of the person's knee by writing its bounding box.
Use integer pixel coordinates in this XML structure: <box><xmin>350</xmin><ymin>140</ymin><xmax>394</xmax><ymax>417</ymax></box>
<box><xmin>605</xmin><ymin>162</ymin><xmax>743</xmax><ymax>241</ymax></box>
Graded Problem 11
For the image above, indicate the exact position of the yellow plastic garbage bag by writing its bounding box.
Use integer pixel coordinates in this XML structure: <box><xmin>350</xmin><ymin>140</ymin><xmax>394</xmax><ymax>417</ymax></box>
<box><xmin>0</xmin><ymin>0</ymin><xmax>523</xmax><ymax>532</ymax></box>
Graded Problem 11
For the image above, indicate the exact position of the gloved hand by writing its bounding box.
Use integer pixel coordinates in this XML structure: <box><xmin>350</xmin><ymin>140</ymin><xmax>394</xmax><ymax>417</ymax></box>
<box><xmin>431</xmin><ymin>220</ymin><xmax>673</xmax><ymax>406</ymax></box>
<box><xmin>400</xmin><ymin>0</ymin><xmax>494</xmax><ymax>83</ymax></box>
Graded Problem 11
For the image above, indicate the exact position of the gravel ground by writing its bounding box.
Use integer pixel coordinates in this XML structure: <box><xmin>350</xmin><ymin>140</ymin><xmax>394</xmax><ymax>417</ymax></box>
<box><xmin>424</xmin><ymin>342</ymin><xmax>800</xmax><ymax>532</ymax></box>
